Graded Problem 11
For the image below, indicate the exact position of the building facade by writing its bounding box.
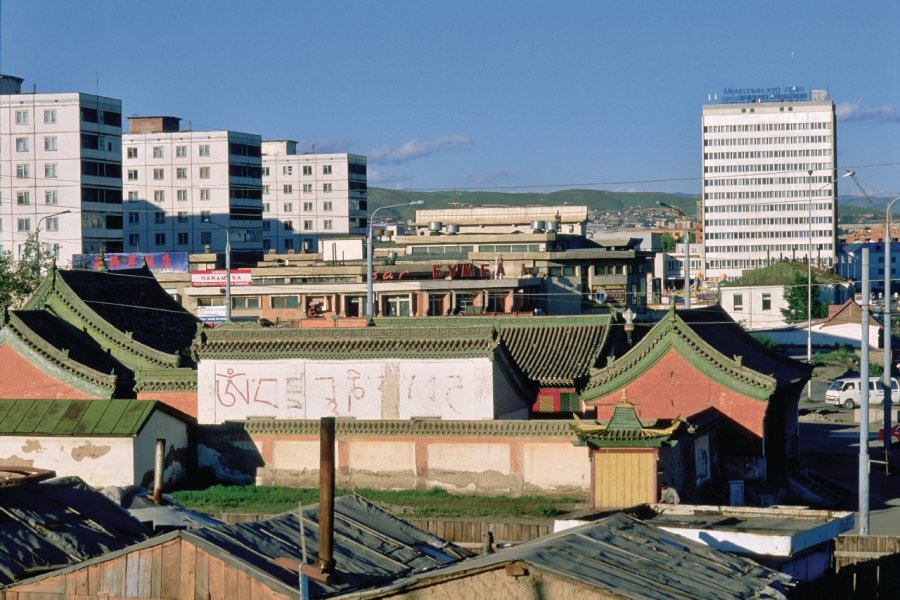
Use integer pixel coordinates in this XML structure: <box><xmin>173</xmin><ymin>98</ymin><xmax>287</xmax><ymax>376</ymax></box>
<box><xmin>122</xmin><ymin>116</ymin><xmax>263</xmax><ymax>256</ymax></box>
<box><xmin>702</xmin><ymin>87</ymin><xmax>837</xmax><ymax>280</ymax></box>
<box><xmin>0</xmin><ymin>75</ymin><xmax>123</xmax><ymax>264</ymax></box>
<box><xmin>261</xmin><ymin>140</ymin><xmax>367</xmax><ymax>253</ymax></box>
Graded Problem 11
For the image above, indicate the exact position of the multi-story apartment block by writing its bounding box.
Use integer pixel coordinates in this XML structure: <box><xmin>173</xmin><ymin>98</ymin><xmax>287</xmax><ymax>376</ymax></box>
<box><xmin>0</xmin><ymin>75</ymin><xmax>123</xmax><ymax>264</ymax></box>
<box><xmin>702</xmin><ymin>87</ymin><xmax>837</xmax><ymax>280</ymax></box>
<box><xmin>261</xmin><ymin>140</ymin><xmax>367</xmax><ymax>253</ymax></box>
<box><xmin>122</xmin><ymin>116</ymin><xmax>263</xmax><ymax>257</ymax></box>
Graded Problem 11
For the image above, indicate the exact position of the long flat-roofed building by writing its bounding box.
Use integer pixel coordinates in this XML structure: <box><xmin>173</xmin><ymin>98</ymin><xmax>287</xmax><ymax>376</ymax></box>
<box><xmin>0</xmin><ymin>75</ymin><xmax>123</xmax><ymax>264</ymax></box>
<box><xmin>702</xmin><ymin>86</ymin><xmax>837</xmax><ymax>280</ymax></box>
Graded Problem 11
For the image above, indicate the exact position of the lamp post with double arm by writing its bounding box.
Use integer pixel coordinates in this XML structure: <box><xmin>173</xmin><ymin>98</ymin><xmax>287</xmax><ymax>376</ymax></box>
<box><xmin>34</xmin><ymin>209</ymin><xmax>72</xmax><ymax>280</ymax></box>
<box><xmin>658</xmin><ymin>201</ymin><xmax>691</xmax><ymax>309</ymax></box>
<box><xmin>366</xmin><ymin>200</ymin><xmax>424</xmax><ymax>318</ymax></box>
<box><xmin>202</xmin><ymin>216</ymin><xmax>232</xmax><ymax>322</ymax></box>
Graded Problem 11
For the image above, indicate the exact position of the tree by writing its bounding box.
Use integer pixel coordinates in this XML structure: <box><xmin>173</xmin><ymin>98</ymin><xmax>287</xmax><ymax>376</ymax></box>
<box><xmin>0</xmin><ymin>233</ymin><xmax>55</xmax><ymax>310</ymax></box>
<box><xmin>660</xmin><ymin>232</ymin><xmax>695</xmax><ymax>253</ymax></box>
<box><xmin>781</xmin><ymin>271</ymin><xmax>828</xmax><ymax>323</ymax></box>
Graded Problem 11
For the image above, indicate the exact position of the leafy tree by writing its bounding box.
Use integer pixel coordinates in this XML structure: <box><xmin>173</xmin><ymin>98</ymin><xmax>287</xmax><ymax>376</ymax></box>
<box><xmin>781</xmin><ymin>271</ymin><xmax>827</xmax><ymax>323</ymax></box>
<box><xmin>0</xmin><ymin>233</ymin><xmax>55</xmax><ymax>310</ymax></box>
<box><xmin>660</xmin><ymin>232</ymin><xmax>695</xmax><ymax>253</ymax></box>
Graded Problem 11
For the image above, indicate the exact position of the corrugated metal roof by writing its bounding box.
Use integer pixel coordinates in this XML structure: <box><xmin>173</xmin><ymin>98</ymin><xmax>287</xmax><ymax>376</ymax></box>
<box><xmin>354</xmin><ymin>513</ymin><xmax>795</xmax><ymax>599</ymax></box>
<box><xmin>0</xmin><ymin>399</ymin><xmax>158</xmax><ymax>436</ymax></box>
<box><xmin>0</xmin><ymin>475</ymin><xmax>149</xmax><ymax>586</ymax></box>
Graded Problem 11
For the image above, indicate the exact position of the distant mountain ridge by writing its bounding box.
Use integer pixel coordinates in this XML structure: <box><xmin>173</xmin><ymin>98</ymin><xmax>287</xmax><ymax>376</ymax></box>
<box><xmin>369</xmin><ymin>188</ymin><xmax>880</xmax><ymax>224</ymax></box>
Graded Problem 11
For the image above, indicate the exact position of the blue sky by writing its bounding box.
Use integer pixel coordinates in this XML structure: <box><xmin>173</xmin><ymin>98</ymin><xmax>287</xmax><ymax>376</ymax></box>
<box><xmin>2</xmin><ymin>1</ymin><xmax>899</xmax><ymax>196</ymax></box>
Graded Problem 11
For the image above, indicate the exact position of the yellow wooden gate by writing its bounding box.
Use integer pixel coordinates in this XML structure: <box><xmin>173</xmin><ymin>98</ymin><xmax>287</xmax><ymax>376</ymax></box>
<box><xmin>593</xmin><ymin>448</ymin><xmax>657</xmax><ymax>509</ymax></box>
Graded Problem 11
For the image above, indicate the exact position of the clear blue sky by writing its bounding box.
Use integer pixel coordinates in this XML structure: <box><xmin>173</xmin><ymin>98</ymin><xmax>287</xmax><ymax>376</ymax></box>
<box><xmin>2</xmin><ymin>1</ymin><xmax>899</xmax><ymax>196</ymax></box>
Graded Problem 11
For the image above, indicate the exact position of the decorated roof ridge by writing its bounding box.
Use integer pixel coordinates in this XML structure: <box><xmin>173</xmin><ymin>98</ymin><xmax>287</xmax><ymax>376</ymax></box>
<box><xmin>570</xmin><ymin>404</ymin><xmax>683</xmax><ymax>447</ymax></box>
<box><xmin>134</xmin><ymin>367</ymin><xmax>199</xmax><ymax>392</ymax></box>
<box><xmin>200</xmin><ymin>322</ymin><xmax>499</xmax><ymax>343</ymax></box>
<box><xmin>238</xmin><ymin>418</ymin><xmax>578</xmax><ymax>437</ymax></box>
<box><xmin>582</xmin><ymin>306</ymin><xmax>779</xmax><ymax>402</ymax></box>
<box><xmin>24</xmin><ymin>266</ymin><xmax>187</xmax><ymax>370</ymax></box>
<box><xmin>0</xmin><ymin>399</ymin><xmax>160</xmax><ymax>437</ymax></box>
<box><xmin>1</xmin><ymin>312</ymin><xmax>119</xmax><ymax>397</ymax></box>
<box><xmin>497</xmin><ymin>321</ymin><xmax>610</xmax><ymax>387</ymax></box>
<box><xmin>370</xmin><ymin>314</ymin><xmax>613</xmax><ymax>329</ymax></box>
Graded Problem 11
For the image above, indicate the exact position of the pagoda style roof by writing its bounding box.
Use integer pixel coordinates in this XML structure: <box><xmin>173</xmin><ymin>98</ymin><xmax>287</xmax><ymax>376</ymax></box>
<box><xmin>1</xmin><ymin>310</ymin><xmax>124</xmax><ymax>398</ymax></box>
<box><xmin>570</xmin><ymin>403</ymin><xmax>682</xmax><ymax>447</ymax></box>
<box><xmin>583</xmin><ymin>305</ymin><xmax>811</xmax><ymax>402</ymax></box>
<box><xmin>24</xmin><ymin>266</ymin><xmax>200</xmax><ymax>370</ymax></box>
<box><xmin>0</xmin><ymin>399</ymin><xmax>167</xmax><ymax>437</ymax></box>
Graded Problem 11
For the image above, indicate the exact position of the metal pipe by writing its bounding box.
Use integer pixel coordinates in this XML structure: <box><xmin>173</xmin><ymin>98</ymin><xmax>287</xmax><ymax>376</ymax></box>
<box><xmin>807</xmin><ymin>170</ymin><xmax>813</xmax><ymax>366</ymax></box>
<box><xmin>860</xmin><ymin>248</ymin><xmax>870</xmax><ymax>535</ymax></box>
<box><xmin>883</xmin><ymin>196</ymin><xmax>900</xmax><ymax>463</ymax></box>
<box><xmin>201</xmin><ymin>217</ymin><xmax>232</xmax><ymax>322</ymax></box>
<box><xmin>314</xmin><ymin>417</ymin><xmax>336</xmax><ymax>574</ymax></box>
<box><xmin>152</xmin><ymin>438</ymin><xmax>165</xmax><ymax>505</ymax></box>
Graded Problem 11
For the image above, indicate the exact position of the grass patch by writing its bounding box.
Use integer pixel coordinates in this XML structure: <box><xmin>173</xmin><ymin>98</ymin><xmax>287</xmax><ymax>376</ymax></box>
<box><xmin>169</xmin><ymin>485</ymin><xmax>583</xmax><ymax>519</ymax></box>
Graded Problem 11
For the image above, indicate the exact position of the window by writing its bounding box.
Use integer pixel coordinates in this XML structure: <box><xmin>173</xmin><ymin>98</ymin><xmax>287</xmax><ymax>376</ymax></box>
<box><xmin>761</xmin><ymin>293</ymin><xmax>772</xmax><ymax>311</ymax></box>
<box><xmin>271</xmin><ymin>295</ymin><xmax>299</xmax><ymax>309</ymax></box>
<box><xmin>303</xmin><ymin>184</ymin><xmax>312</xmax><ymax>193</ymax></box>
<box><xmin>262</xmin><ymin>167</ymin><xmax>270</xmax><ymax>176</ymax></box>
<box><xmin>176</xmin><ymin>167</ymin><xmax>187</xmax><ymax>179</ymax></box>
<box><xmin>263</xmin><ymin>185</ymin><xmax>270</xmax><ymax>195</ymax></box>
<box><xmin>45</xmin><ymin>190</ymin><xmax>58</xmax><ymax>205</ymax></box>
<box><xmin>176</xmin><ymin>145</ymin><xmax>187</xmax><ymax>158</ymax></box>
<box><xmin>199</xmin><ymin>167</ymin><xmax>210</xmax><ymax>179</ymax></box>
<box><xmin>303</xmin><ymin>220</ymin><xmax>313</xmax><ymax>230</ymax></box>
<box><xmin>200</xmin><ymin>210</ymin><xmax>211</xmax><ymax>221</ymax></box>
<box><xmin>324</xmin><ymin>219</ymin><xmax>333</xmax><ymax>230</ymax></box>
<box><xmin>15</xmin><ymin>137</ymin><xmax>29</xmax><ymax>152</ymax></box>
<box><xmin>127</xmin><ymin>169</ymin><xmax>138</xmax><ymax>181</ymax></box>
<box><xmin>153</xmin><ymin>146</ymin><xmax>164</xmax><ymax>159</ymax></box>
<box><xmin>15</xmin><ymin>110</ymin><xmax>28</xmax><ymax>125</ymax></box>
<box><xmin>302</xmin><ymin>165</ymin><xmax>312</xmax><ymax>176</ymax></box>
<box><xmin>44</xmin><ymin>136</ymin><xmax>58</xmax><ymax>151</ymax></box>
<box><xmin>126</xmin><ymin>147</ymin><xmax>138</xmax><ymax>159</ymax></box>
<box><xmin>18</xmin><ymin>218</ymin><xmax>31</xmax><ymax>232</ymax></box>
<box><xmin>43</xmin><ymin>109</ymin><xmax>57</xmax><ymax>124</ymax></box>
<box><xmin>283</xmin><ymin>184</ymin><xmax>293</xmax><ymax>194</ymax></box>
<box><xmin>16</xmin><ymin>164</ymin><xmax>29</xmax><ymax>178</ymax></box>
<box><xmin>323</xmin><ymin>201</ymin><xmax>333</xmax><ymax>211</ymax></box>
<box><xmin>283</xmin><ymin>239</ymin><xmax>294</xmax><ymax>250</ymax></box>
<box><xmin>177</xmin><ymin>232</ymin><xmax>189</xmax><ymax>245</ymax></box>
<box><xmin>283</xmin><ymin>202</ymin><xmax>293</xmax><ymax>212</ymax></box>
<box><xmin>128</xmin><ymin>212</ymin><xmax>140</xmax><ymax>224</ymax></box>
<box><xmin>155</xmin><ymin>233</ymin><xmax>166</xmax><ymax>246</ymax></box>
<box><xmin>263</xmin><ymin>202</ymin><xmax>271</xmax><ymax>213</ymax></box>
<box><xmin>16</xmin><ymin>191</ymin><xmax>30</xmax><ymax>205</ymax></box>
<box><xmin>283</xmin><ymin>220</ymin><xmax>294</xmax><ymax>231</ymax></box>
<box><xmin>262</xmin><ymin>220</ymin><xmax>271</xmax><ymax>231</ymax></box>
<box><xmin>45</xmin><ymin>217</ymin><xmax>59</xmax><ymax>232</ymax></box>
<box><xmin>303</xmin><ymin>202</ymin><xmax>313</xmax><ymax>211</ymax></box>
<box><xmin>198</xmin><ymin>144</ymin><xmax>210</xmax><ymax>157</ymax></box>
<box><xmin>323</xmin><ymin>165</ymin><xmax>332</xmax><ymax>175</ymax></box>
<box><xmin>44</xmin><ymin>163</ymin><xmax>58</xmax><ymax>178</ymax></box>
<box><xmin>200</xmin><ymin>231</ymin><xmax>211</xmax><ymax>245</ymax></box>
<box><xmin>154</xmin><ymin>212</ymin><xmax>165</xmax><ymax>224</ymax></box>
<box><xmin>127</xmin><ymin>191</ymin><xmax>140</xmax><ymax>200</ymax></box>
<box><xmin>231</xmin><ymin>297</ymin><xmax>260</xmax><ymax>310</ymax></box>
<box><xmin>283</xmin><ymin>166</ymin><xmax>293</xmax><ymax>175</ymax></box>
<box><xmin>154</xmin><ymin>190</ymin><xmax>165</xmax><ymax>203</ymax></box>
<box><xmin>733</xmin><ymin>294</ymin><xmax>743</xmax><ymax>311</ymax></box>
<box><xmin>200</xmin><ymin>188</ymin><xmax>211</xmax><ymax>200</ymax></box>
<box><xmin>177</xmin><ymin>189</ymin><xmax>188</xmax><ymax>202</ymax></box>
<box><xmin>323</xmin><ymin>183</ymin><xmax>332</xmax><ymax>193</ymax></box>
<box><xmin>177</xmin><ymin>211</ymin><xmax>188</xmax><ymax>223</ymax></box>
<box><xmin>128</xmin><ymin>233</ymin><xmax>140</xmax><ymax>246</ymax></box>
<box><xmin>153</xmin><ymin>168</ymin><xmax>165</xmax><ymax>180</ymax></box>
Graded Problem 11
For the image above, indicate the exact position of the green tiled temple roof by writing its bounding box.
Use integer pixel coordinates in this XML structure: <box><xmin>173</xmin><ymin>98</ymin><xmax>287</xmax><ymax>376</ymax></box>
<box><xmin>0</xmin><ymin>399</ymin><xmax>160</xmax><ymax>436</ymax></box>
<box><xmin>236</xmin><ymin>418</ymin><xmax>577</xmax><ymax>437</ymax></box>
<box><xmin>582</xmin><ymin>305</ymin><xmax>809</xmax><ymax>402</ymax></box>
<box><xmin>570</xmin><ymin>404</ymin><xmax>681</xmax><ymax>447</ymax></box>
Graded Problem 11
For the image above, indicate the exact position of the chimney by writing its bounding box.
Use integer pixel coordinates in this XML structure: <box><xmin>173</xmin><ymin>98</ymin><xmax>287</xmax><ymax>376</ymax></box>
<box><xmin>303</xmin><ymin>417</ymin><xmax>336</xmax><ymax>583</ymax></box>
<box><xmin>151</xmin><ymin>439</ymin><xmax>165</xmax><ymax>504</ymax></box>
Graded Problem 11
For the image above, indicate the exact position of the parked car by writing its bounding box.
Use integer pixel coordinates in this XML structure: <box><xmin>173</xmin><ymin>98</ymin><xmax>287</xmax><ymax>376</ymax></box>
<box><xmin>824</xmin><ymin>377</ymin><xmax>900</xmax><ymax>409</ymax></box>
<box><xmin>878</xmin><ymin>424</ymin><xmax>900</xmax><ymax>443</ymax></box>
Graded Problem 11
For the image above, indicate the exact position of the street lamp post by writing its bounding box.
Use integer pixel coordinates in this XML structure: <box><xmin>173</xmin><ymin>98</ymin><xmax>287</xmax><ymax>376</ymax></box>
<box><xmin>846</xmin><ymin>170</ymin><xmax>900</xmax><ymax>462</ymax></box>
<box><xmin>202</xmin><ymin>217</ymin><xmax>232</xmax><ymax>322</ymax></box>
<box><xmin>34</xmin><ymin>209</ymin><xmax>72</xmax><ymax>279</ymax></box>
<box><xmin>658</xmin><ymin>202</ymin><xmax>690</xmax><ymax>309</ymax></box>
<box><xmin>366</xmin><ymin>201</ymin><xmax>424</xmax><ymax>319</ymax></box>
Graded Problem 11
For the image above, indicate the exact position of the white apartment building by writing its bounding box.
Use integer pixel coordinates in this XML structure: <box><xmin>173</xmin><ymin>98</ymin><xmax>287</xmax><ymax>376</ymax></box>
<box><xmin>122</xmin><ymin>116</ymin><xmax>263</xmax><ymax>256</ymax></box>
<box><xmin>0</xmin><ymin>75</ymin><xmax>123</xmax><ymax>264</ymax></box>
<box><xmin>261</xmin><ymin>140</ymin><xmax>367</xmax><ymax>253</ymax></box>
<box><xmin>701</xmin><ymin>87</ymin><xmax>837</xmax><ymax>280</ymax></box>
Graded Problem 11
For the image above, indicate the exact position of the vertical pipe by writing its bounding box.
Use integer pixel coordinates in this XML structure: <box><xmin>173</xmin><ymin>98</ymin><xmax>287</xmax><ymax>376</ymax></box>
<box><xmin>684</xmin><ymin>225</ymin><xmax>690</xmax><ymax>310</ymax></box>
<box><xmin>225</xmin><ymin>230</ymin><xmax>232</xmax><ymax>322</ymax></box>
<box><xmin>315</xmin><ymin>417</ymin><xmax>336</xmax><ymax>573</ymax></box>
<box><xmin>152</xmin><ymin>438</ymin><xmax>165</xmax><ymax>504</ymax></box>
<box><xmin>859</xmin><ymin>248</ymin><xmax>870</xmax><ymax>535</ymax></box>
<box><xmin>884</xmin><ymin>207</ymin><xmax>893</xmax><ymax>463</ymax></box>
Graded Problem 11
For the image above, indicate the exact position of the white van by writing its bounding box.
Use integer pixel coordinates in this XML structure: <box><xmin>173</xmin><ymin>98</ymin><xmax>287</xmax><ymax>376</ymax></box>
<box><xmin>825</xmin><ymin>377</ymin><xmax>899</xmax><ymax>409</ymax></box>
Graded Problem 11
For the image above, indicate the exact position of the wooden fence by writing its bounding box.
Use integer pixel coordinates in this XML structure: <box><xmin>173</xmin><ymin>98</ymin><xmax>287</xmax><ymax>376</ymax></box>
<box><xmin>828</xmin><ymin>534</ymin><xmax>900</xmax><ymax>598</ymax></box>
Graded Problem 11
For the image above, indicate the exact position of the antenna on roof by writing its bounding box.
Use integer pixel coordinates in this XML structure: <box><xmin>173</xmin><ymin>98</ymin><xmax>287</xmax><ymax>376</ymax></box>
<box><xmin>790</xmin><ymin>51</ymin><xmax>795</xmax><ymax>91</ymax></box>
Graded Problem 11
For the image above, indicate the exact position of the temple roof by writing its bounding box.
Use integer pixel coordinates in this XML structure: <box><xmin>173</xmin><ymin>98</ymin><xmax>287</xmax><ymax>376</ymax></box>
<box><xmin>0</xmin><ymin>399</ymin><xmax>165</xmax><ymax>437</ymax></box>
<box><xmin>570</xmin><ymin>403</ymin><xmax>682</xmax><ymax>447</ymax></box>
<box><xmin>582</xmin><ymin>305</ymin><xmax>811</xmax><ymax>402</ymax></box>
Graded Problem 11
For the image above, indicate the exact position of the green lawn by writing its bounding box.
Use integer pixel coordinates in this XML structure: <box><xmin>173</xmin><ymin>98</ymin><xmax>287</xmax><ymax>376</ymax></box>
<box><xmin>170</xmin><ymin>485</ymin><xmax>584</xmax><ymax>519</ymax></box>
